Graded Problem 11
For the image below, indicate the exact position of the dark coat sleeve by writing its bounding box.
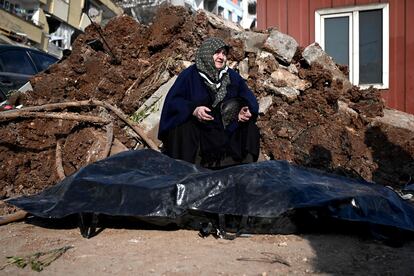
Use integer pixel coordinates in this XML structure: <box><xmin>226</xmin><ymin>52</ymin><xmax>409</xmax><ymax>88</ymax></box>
<box><xmin>158</xmin><ymin>65</ymin><xmax>210</xmax><ymax>139</ymax></box>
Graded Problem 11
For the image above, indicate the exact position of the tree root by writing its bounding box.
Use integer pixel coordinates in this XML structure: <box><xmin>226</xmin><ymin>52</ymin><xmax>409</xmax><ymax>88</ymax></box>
<box><xmin>1</xmin><ymin>100</ymin><xmax>159</xmax><ymax>151</ymax></box>
<box><xmin>0</xmin><ymin>100</ymin><xmax>160</xmax><ymax>226</ymax></box>
<box><xmin>0</xmin><ymin>111</ymin><xmax>109</xmax><ymax>124</ymax></box>
<box><xmin>0</xmin><ymin>205</ymin><xmax>28</xmax><ymax>226</ymax></box>
<box><xmin>102</xmin><ymin>122</ymin><xmax>114</xmax><ymax>159</ymax></box>
<box><xmin>55</xmin><ymin>139</ymin><xmax>66</xmax><ymax>181</ymax></box>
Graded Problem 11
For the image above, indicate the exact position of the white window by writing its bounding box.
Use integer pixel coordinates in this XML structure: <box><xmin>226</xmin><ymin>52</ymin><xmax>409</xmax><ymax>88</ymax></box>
<box><xmin>315</xmin><ymin>4</ymin><xmax>389</xmax><ymax>89</ymax></box>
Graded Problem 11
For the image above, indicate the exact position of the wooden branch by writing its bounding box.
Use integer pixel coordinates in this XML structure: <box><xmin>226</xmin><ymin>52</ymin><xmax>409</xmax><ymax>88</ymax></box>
<box><xmin>94</xmin><ymin>100</ymin><xmax>159</xmax><ymax>151</ymax></box>
<box><xmin>2</xmin><ymin>100</ymin><xmax>160</xmax><ymax>151</ymax></box>
<box><xmin>0</xmin><ymin>200</ymin><xmax>28</xmax><ymax>226</ymax></box>
<box><xmin>0</xmin><ymin>111</ymin><xmax>110</xmax><ymax>124</ymax></box>
<box><xmin>0</xmin><ymin>99</ymin><xmax>159</xmax><ymax>226</ymax></box>
<box><xmin>55</xmin><ymin>139</ymin><xmax>66</xmax><ymax>181</ymax></box>
<box><xmin>0</xmin><ymin>102</ymin><xmax>89</xmax><ymax>113</ymax></box>
<box><xmin>125</xmin><ymin>78</ymin><xmax>141</xmax><ymax>95</ymax></box>
<box><xmin>101</xmin><ymin>122</ymin><xmax>114</xmax><ymax>159</ymax></box>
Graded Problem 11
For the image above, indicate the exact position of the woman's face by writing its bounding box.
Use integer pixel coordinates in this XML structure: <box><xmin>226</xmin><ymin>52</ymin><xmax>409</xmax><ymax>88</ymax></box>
<box><xmin>213</xmin><ymin>48</ymin><xmax>228</xmax><ymax>69</ymax></box>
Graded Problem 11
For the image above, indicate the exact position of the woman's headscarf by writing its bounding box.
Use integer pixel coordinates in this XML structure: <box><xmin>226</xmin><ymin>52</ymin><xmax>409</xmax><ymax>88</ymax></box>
<box><xmin>195</xmin><ymin>37</ymin><xmax>230</xmax><ymax>107</ymax></box>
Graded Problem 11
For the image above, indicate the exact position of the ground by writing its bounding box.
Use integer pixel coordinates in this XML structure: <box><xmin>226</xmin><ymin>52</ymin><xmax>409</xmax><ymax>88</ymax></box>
<box><xmin>1</xmin><ymin>219</ymin><xmax>414</xmax><ymax>275</ymax></box>
<box><xmin>1</xmin><ymin>5</ymin><xmax>412</xmax><ymax>216</ymax></box>
<box><xmin>0</xmin><ymin>5</ymin><xmax>414</xmax><ymax>275</ymax></box>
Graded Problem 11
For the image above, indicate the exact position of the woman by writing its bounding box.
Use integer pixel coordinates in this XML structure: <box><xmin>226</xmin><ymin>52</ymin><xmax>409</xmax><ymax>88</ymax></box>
<box><xmin>158</xmin><ymin>37</ymin><xmax>260</xmax><ymax>168</ymax></box>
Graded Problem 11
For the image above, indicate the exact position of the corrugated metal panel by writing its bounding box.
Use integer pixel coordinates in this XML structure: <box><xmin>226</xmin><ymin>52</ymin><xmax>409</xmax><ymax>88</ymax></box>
<box><xmin>406</xmin><ymin>0</ymin><xmax>414</xmax><ymax>113</ymax></box>
<box><xmin>355</xmin><ymin>0</ymin><xmax>381</xmax><ymax>4</ymax></box>
<box><xmin>332</xmin><ymin>0</ymin><xmax>356</xmax><ymax>7</ymax></box>
<box><xmin>287</xmin><ymin>0</ymin><xmax>310</xmax><ymax>46</ymax></box>
<box><xmin>258</xmin><ymin>0</ymin><xmax>288</xmax><ymax>33</ymax></box>
<box><xmin>387</xmin><ymin>0</ymin><xmax>405</xmax><ymax>111</ymax></box>
<box><xmin>274</xmin><ymin>0</ymin><xmax>288</xmax><ymax>33</ymax></box>
<box><xmin>309</xmin><ymin>0</ymin><xmax>332</xmax><ymax>42</ymax></box>
<box><xmin>257</xmin><ymin>0</ymin><xmax>267</xmax><ymax>29</ymax></box>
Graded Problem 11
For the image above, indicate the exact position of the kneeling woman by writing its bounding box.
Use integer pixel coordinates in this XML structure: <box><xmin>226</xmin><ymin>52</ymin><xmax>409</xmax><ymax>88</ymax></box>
<box><xmin>158</xmin><ymin>37</ymin><xmax>260</xmax><ymax>169</ymax></box>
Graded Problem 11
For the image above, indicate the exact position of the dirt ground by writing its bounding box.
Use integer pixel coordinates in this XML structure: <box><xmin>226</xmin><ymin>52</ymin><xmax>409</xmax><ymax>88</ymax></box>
<box><xmin>1</xmin><ymin>218</ymin><xmax>414</xmax><ymax>275</ymax></box>
<box><xmin>1</xmin><ymin>5</ymin><xmax>413</xmax><ymax>214</ymax></box>
<box><xmin>0</xmin><ymin>5</ymin><xmax>414</xmax><ymax>274</ymax></box>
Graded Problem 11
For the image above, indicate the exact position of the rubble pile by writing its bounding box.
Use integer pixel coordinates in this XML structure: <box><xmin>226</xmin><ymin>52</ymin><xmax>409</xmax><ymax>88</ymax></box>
<box><xmin>0</xmin><ymin>5</ymin><xmax>413</xmax><ymax>214</ymax></box>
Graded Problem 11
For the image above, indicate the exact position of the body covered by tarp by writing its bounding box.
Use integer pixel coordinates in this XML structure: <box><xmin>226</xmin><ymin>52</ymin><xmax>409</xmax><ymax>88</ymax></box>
<box><xmin>7</xmin><ymin>149</ymin><xmax>414</xmax><ymax>237</ymax></box>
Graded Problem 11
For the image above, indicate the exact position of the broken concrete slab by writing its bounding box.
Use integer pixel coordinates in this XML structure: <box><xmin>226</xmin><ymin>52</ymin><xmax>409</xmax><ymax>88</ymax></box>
<box><xmin>2</xmin><ymin>4</ymin><xmax>408</xmax><ymax>208</ymax></box>
<box><xmin>18</xmin><ymin>81</ymin><xmax>33</xmax><ymax>93</ymax></box>
<box><xmin>258</xmin><ymin>95</ymin><xmax>273</xmax><ymax>114</ymax></box>
<box><xmin>234</xmin><ymin>31</ymin><xmax>269</xmax><ymax>53</ymax></box>
<box><xmin>110</xmin><ymin>138</ymin><xmax>129</xmax><ymax>156</ymax></box>
<box><xmin>270</xmin><ymin>68</ymin><xmax>311</xmax><ymax>91</ymax></box>
<box><xmin>302</xmin><ymin>43</ymin><xmax>352</xmax><ymax>92</ymax></box>
<box><xmin>264</xmin><ymin>81</ymin><xmax>300</xmax><ymax>102</ymax></box>
<box><xmin>337</xmin><ymin>100</ymin><xmax>358</xmax><ymax>119</ymax></box>
<box><xmin>238</xmin><ymin>58</ymin><xmax>249</xmax><ymax>79</ymax></box>
<box><xmin>373</xmin><ymin>108</ymin><xmax>414</xmax><ymax>132</ymax></box>
<box><xmin>287</xmin><ymin>64</ymin><xmax>298</xmax><ymax>75</ymax></box>
<box><xmin>201</xmin><ymin>10</ymin><xmax>243</xmax><ymax>34</ymax></box>
<box><xmin>256</xmin><ymin>50</ymin><xmax>279</xmax><ymax>74</ymax></box>
<box><xmin>228</xmin><ymin>60</ymin><xmax>238</xmax><ymax>69</ymax></box>
<box><xmin>263</xmin><ymin>30</ymin><xmax>298</xmax><ymax>64</ymax></box>
<box><xmin>135</xmin><ymin>76</ymin><xmax>178</xmax><ymax>144</ymax></box>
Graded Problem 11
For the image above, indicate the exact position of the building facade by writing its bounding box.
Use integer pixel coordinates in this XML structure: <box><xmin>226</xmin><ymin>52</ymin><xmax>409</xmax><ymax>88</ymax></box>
<box><xmin>257</xmin><ymin>0</ymin><xmax>413</xmax><ymax>115</ymax></box>
<box><xmin>117</xmin><ymin>0</ymin><xmax>256</xmax><ymax>29</ymax></box>
<box><xmin>0</xmin><ymin>0</ymin><xmax>122</xmax><ymax>57</ymax></box>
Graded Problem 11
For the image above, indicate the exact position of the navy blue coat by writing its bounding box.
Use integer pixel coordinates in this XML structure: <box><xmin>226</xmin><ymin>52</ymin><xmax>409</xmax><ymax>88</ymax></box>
<box><xmin>158</xmin><ymin>64</ymin><xmax>258</xmax><ymax>139</ymax></box>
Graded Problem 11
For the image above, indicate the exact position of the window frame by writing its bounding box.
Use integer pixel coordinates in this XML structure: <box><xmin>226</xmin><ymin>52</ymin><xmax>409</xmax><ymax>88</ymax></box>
<box><xmin>315</xmin><ymin>3</ymin><xmax>389</xmax><ymax>89</ymax></box>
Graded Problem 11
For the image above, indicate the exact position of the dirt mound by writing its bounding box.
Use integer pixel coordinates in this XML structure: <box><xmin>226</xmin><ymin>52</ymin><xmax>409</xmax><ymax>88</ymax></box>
<box><xmin>1</xmin><ymin>5</ymin><xmax>413</xmax><ymax>215</ymax></box>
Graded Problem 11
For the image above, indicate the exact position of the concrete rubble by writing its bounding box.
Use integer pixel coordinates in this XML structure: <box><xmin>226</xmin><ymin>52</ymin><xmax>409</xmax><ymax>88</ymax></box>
<box><xmin>0</xmin><ymin>4</ymin><xmax>413</xmax><ymax>215</ymax></box>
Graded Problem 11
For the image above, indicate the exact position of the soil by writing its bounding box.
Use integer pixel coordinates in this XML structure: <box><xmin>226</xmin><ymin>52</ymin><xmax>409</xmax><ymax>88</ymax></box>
<box><xmin>0</xmin><ymin>5</ymin><xmax>413</xmax><ymax>274</ymax></box>
<box><xmin>1</xmin><ymin>219</ymin><xmax>414</xmax><ymax>275</ymax></box>
<box><xmin>2</xmin><ymin>5</ymin><xmax>412</xmax><ymax>210</ymax></box>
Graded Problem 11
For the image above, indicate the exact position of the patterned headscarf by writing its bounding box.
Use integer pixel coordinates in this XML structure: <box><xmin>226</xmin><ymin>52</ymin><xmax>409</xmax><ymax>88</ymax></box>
<box><xmin>195</xmin><ymin>37</ymin><xmax>230</xmax><ymax>107</ymax></box>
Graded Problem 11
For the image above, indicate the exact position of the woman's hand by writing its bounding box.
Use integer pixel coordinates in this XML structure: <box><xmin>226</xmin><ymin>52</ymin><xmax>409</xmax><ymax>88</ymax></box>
<box><xmin>238</xmin><ymin>106</ymin><xmax>252</xmax><ymax>122</ymax></box>
<box><xmin>193</xmin><ymin>106</ymin><xmax>214</xmax><ymax>121</ymax></box>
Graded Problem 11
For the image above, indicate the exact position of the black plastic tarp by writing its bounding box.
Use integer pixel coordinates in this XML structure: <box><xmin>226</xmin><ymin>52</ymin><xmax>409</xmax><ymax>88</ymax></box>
<box><xmin>7</xmin><ymin>149</ymin><xmax>414</xmax><ymax>237</ymax></box>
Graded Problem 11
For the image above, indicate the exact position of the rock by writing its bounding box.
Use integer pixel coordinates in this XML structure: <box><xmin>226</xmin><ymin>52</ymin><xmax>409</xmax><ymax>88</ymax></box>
<box><xmin>275</xmin><ymin>87</ymin><xmax>300</xmax><ymax>103</ymax></box>
<box><xmin>264</xmin><ymin>80</ymin><xmax>300</xmax><ymax>102</ymax></box>
<box><xmin>256</xmin><ymin>51</ymin><xmax>279</xmax><ymax>74</ymax></box>
<box><xmin>201</xmin><ymin>10</ymin><xmax>243</xmax><ymax>34</ymax></box>
<box><xmin>277</xmin><ymin>127</ymin><xmax>289</xmax><ymax>138</ymax></box>
<box><xmin>238</xmin><ymin>58</ymin><xmax>249</xmax><ymax>80</ymax></box>
<box><xmin>110</xmin><ymin>138</ymin><xmax>129</xmax><ymax>156</ymax></box>
<box><xmin>135</xmin><ymin>76</ymin><xmax>178</xmax><ymax>145</ymax></box>
<box><xmin>302</xmin><ymin>43</ymin><xmax>352</xmax><ymax>91</ymax></box>
<box><xmin>85</xmin><ymin>129</ymin><xmax>108</xmax><ymax>163</ymax></box>
<box><xmin>234</xmin><ymin>31</ymin><xmax>269</xmax><ymax>53</ymax></box>
<box><xmin>287</xmin><ymin>64</ymin><xmax>298</xmax><ymax>74</ymax></box>
<box><xmin>263</xmin><ymin>29</ymin><xmax>298</xmax><ymax>64</ymax></box>
<box><xmin>180</xmin><ymin>60</ymin><xmax>193</xmax><ymax>69</ymax></box>
<box><xmin>227</xmin><ymin>38</ymin><xmax>245</xmax><ymax>61</ymax></box>
<box><xmin>18</xmin><ymin>81</ymin><xmax>33</xmax><ymax>92</ymax></box>
<box><xmin>373</xmin><ymin>108</ymin><xmax>414</xmax><ymax>131</ymax></box>
<box><xmin>270</xmin><ymin>68</ymin><xmax>311</xmax><ymax>91</ymax></box>
<box><xmin>258</xmin><ymin>95</ymin><xmax>273</xmax><ymax>114</ymax></box>
<box><xmin>228</xmin><ymin>61</ymin><xmax>238</xmax><ymax>69</ymax></box>
<box><xmin>336</xmin><ymin>100</ymin><xmax>358</xmax><ymax>119</ymax></box>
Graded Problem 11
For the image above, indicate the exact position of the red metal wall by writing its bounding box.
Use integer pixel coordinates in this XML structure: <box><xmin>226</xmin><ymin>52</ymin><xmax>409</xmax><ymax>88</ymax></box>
<box><xmin>257</xmin><ymin>0</ymin><xmax>414</xmax><ymax>114</ymax></box>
